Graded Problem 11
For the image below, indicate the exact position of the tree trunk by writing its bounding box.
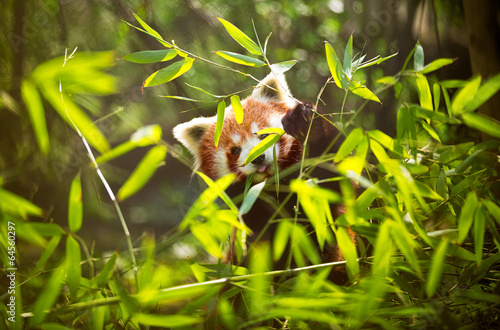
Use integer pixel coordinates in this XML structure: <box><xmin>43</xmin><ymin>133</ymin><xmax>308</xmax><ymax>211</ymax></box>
<box><xmin>463</xmin><ymin>0</ymin><xmax>500</xmax><ymax>140</ymax></box>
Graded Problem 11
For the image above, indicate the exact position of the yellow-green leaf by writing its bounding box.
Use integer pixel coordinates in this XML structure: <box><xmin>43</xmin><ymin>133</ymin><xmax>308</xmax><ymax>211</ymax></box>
<box><xmin>452</xmin><ymin>75</ymin><xmax>481</xmax><ymax>115</ymax></box>
<box><xmin>143</xmin><ymin>58</ymin><xmax>194</xmax><ymax>87</ymax></box>
<box><xmin>425</xmin><ymin>238</ymin><xmax>448</xmax><ymax>297</ymax></box>
<box><xmin>415</xmin><ymin>73</ymin><xmax>433</xmax><ymax>111</ymax></box>
<box><xmin>0</xmin><ymin>188</ymin><xmax>43</xmax><ymax>218</ymax></box>
<box><xmin>30</xmin><ymin>267</ymin><xmax>65</xmax><ymax>326</ymax></box>
<box><xmin>244</xmin><ymin>134</ymin><xmax>280</xmax><ymax>165</ymax></box>
<box><xmin>118</xmin><ymin>145</ymin><xmax>167</xmax><ymax>201</ymax></box>
<box><xmin>216</xmin><ymin>51</ymin><xmax>265</xmax><ymax>67</ymax></box>
<box><xmin>123</xmin><ymin>49</ymin><xmax>177</xmax><ymax>63</ymax></box>
<box><xmin>461</xmin><ymin>111</ymin><xmax>500</xmax><ymax>139</ymax></box>
<box><xmin>66</xmin><ymin>236</ymin><xmax>81</xmax><ymax>300</ymax></box>
<box><xmin>349</xmin><ymin>81</ymin><xmax>381</xmax><ymax>103</ymax></box>
<box><xmin>132</xmin><ymin>12</ymin><xmax>171</xmax><ymax>48</ymax></box>
<box><xmin>325</xmin><ymin>42</ymin><xmax>348</xmax><ymax>89</ymax></box>
<box><xmin>230</xmin><ymin>95</ymin><xmax>244</xmax><ymax>124</ymax></box>
<box><xmin>68</xmin><ymin>173</ymin><xmax>83</xmax><ymax>233</ymax></box>
<box><xmin>218</xmin><ymin>18</ymin><xmax>262</xmax><ymax>55</ymax></box>
<box><xmin>21</xmin><ymin>79</ymin><xmax>50</xmax><ymax>154</ymax></box>
<box><xmin>214</xmin><ymin>100</ymin><xmax>226</xmax><ymax>147</ymax></box>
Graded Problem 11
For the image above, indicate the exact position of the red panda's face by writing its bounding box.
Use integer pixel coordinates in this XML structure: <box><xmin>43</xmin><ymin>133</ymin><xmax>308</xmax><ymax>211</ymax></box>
<box><xmin>173</xmin><ymin>73</ymin><xmax>303</xmax><ymax>182</ymax></box>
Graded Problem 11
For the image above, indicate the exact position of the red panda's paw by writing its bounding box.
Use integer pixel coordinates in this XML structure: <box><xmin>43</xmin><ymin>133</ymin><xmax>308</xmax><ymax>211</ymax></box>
<box><xmin>281</xmin><ymin>102</ymin><xmax>315</xmax><ymax>143</ymax></box>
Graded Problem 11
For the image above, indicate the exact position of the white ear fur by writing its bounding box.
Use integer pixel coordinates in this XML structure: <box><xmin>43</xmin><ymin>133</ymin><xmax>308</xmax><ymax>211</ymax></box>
<box><xmin>252</xmin><ymin>73</ymin><xmax>297</xmax><ymax>108</ymax></box>
<box><xmin>173</xmin><ymin>116</ymin><xmax>216</xmax><ymax>156</ymax></box>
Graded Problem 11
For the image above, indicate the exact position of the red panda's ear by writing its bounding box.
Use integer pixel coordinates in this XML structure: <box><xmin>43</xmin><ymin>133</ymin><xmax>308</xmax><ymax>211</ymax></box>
<box><xmin>252</xmin><ymin>73</ymin><xmax>297</xmax><ymax>108</ymax></box>
<box><xmin>173</xmin><ymin>116</ymin><xmax>216</xmax><ymax>156</ymax></box>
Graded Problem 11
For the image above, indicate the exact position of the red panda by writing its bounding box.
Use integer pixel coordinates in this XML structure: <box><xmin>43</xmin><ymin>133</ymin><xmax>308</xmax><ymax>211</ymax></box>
<box><xmin>173</xmin><ymin>73</ymin><xmax>353</xmax><ymax>284</ymax></box>
<box><xmin>173</xmin><ymin>73</ymin><xmax>336</xmax><ymax>183</ymax></box>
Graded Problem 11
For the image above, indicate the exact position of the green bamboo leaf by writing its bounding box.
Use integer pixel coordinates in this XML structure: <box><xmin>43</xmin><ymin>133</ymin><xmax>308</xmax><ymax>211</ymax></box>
<box><xmin>349</xmin><ymin>81</ymin><xmax>381</xmax><ymax>103</ymax></box>
<box><xmin>230</xmin><ymin>95</ymin><xmax>244</xmax><ymax>124</ymax></box>
<box><xmin>450</xmin><ymin>169</ymin><xmax>486</xmax><ymax>198</ymax></box>
<box><xmin>256</xmin><ymin>127</ymin><xmax>285</xmax><ymax>135</ymax></box>
<box><xmin>244</xmin><ymin>134</ymin><xmax>280</xmax><ymax>165</ymax></box>
<box><xmin>0</xmin><ymin>188</ymin><xmax>43</xmax><ymax>218</ymax></box>
<box><xmin>356</xmin><ymin>52</ymin><xmax>398</xmax><ymax>70</ymax></box>
<box><xmin>433</xmin><ymin>82</ymin><xmax>441</xmax><ymax>111</ymax></box>
<box><xmin>123</xmin><ymin>49</ymin><xmax>177</xmax><ymax>63</ymax></box>
<box><xmin>414</xmin><ymin>181</ymin><xmax>444</xmax><ymax>201</ymax></box>
<box><xmin>425</xmin><ymin>238</ymin><xmax>448</xmax><ymax>297</ymax></box>
<box><xmin>372</xmin><ymin>221</ymin><xmax>393</xmax><ymax>278</ymax></box>
<box><xmin>94</xmin><ymin>252</ymin><xmax>118</xmax><ymax>287</ymax></box>
<box><xmin>410</xmin><ymin>105</ymin><xmax>460</xmax><ymax>123</ymax></box>
<box><xmin>239</xmin><ymin>181</ymin><xmax>266</xmax><ymax>215</ymax></box>
<box><xmin>419</xmin><ymin>58</ymin><xmax>454</xmax><ymax>74</ymax></box>
<box><xmin>195</xmin><ymin>172</ymin><xmax>238</xmax><ymax>214</ymax></box>
<box><xmin>436</xmin><ymin>169</ymin><xmax>449</xmax><ymax>200</ymax></box>
<box><xmin>325</xmin><ymin>42</ymin><xmax>348</xmax><ymax>89</ymax></box>
<box><xmin>343</xmin><ymin>35</ymin><xmax>353</xmax><ymax>78</ymax></box>
<box><xmin>369</xmin><ymin>139</ymin><xmax>390</xmax><ymax>162</ymax></box>
<box><xmin>216</xmin><ymin>51</ymin><xmax>265</xmax><ymax>67</ymax></box>
<box><xmin>474</xmin><ymin>206</ymin><xmax>486</xmax><ymax>265</ymax></box>
<box><xmin>131</xmin><ymin>124</ymin><xmax>163</xmax><ymax>146</ymax></box>
<box><xmin>483</xmin><ymin>198</ymin><xmax>500</xmax><ymax>225</ymax></box>
<box><xmin>451</xmin><ymin>75</ymin><xmax>481</xmax><ymax>115</ymax></box>
<box><xmin>68</xmin><ymin>173</ymin><xmax>83</xmax><ymax>233</ymax></box>
<box><xmin>95</xmin><ymin>141</ymin><xmax>136</xmax><ymax>165</ymax></box>
<box><xmin>415</xmin><ymin>73</ymin><xmax>433</xmax><ymax>111</ymax></box>
<box><xmin>33</xmin><ymin>235</ymin><xmax>62</xmax><ymax>274</ymax></box>
<box><xmin>290</xmin><ymin>179</ymin><xmax>341</xmax><ymax>203</ymax></box>
<box><xmin>41</xmin><ymin>84</ymin><xmax>110</xmax><ymax>154</ymax></box>
<box><xmin>335</xmin><ymin>226</ymin><xmax>359</xmax><ymax>279</ymax></box>
<box><xmin>390</xmin><ymin>221</ymin><xmax>421</xmax><ymax>276</ymax></box>
<box><xmin>438</xmin><ymin>142</ymin><xmax>474</xmax><ymax>164</ymax></box>
<box><xmin>376</xmin><ymin>76</ymin><xmax>397</xmax><ymax>85</ymax></box>
<box><xmin>270</xmin><ymin>60</ymin><xmax>298</xmax><ymax>74</ymax></box>
<box><xmin>334</xmin><ymin>128</ymin><xmax>364</xmax><ymax>162</ymax></box>
<box><xmin>21</xmin><ymin>79</ymin><xmax>50</xmax><ymax>154</ymax></box>
<box><xmin>273</xmin><ymin>221</ymin><xmax>290</xmax><ymax>261</ymax></box>
<box><xmin>143</xmin><ymin>58</ymin><xmax>194</xmax><ymax>87</ymax></box>
<box><xmin>132</xmin><ymin>12</ymin><xmax>171</xmax><ymax>48</ymax></box>
<box><xmin>414</xmin><ymin>43</ymin><xmax>424</xmax><ymax>71</ymax></box>
<box><xmin>66</xmin><ymin>236</ymin><xmax>82</xmax><ymax>300</ymax></box>
<box><xmin>214</xmin><ymin>100</ymin><xmax>225</xmax><ymax>147</ymax></box>
<box><xmin>218</xmin><ymin>18</ymin><xmax>262</xmax><ymax>55</ymax></box>
<box><xmin>91</xmin><ymin>292</ymin><xmax>107</xmax><ymax>329</ymax></box>
<box><xmin>132</xmin><ymin>314</ymin><xmax>201</xmax><ymax>328</ymax></box>
<box><xmin>464</xmin><ymin>73</ymin><xmax>500</xmax><ymax>112</ymax></box>
<box><xmin>421</xmin><ymin>121</ymin><xmax>441</xmax><ymax>143</ymax></box>
<box><xmin>461</xmin><ymin>111</ymin><xmax>500</xmax><ymax>139</ymax></box>
<box><xmin>367</xmin><ymin>130</ymin><xmax>408</xmax><ymax>158</ymax></box>
<box><xmin>458</xmin><ymin>192</ymin><xmax>478</xmax><ymax>243</ymax></box>
<box><xmin>30</xmin><ymin>267</ymin><xmax>65</xmax><ymax>326</ymax></box>
<box><xmin>118</xmin><ymin>145</ymin><xmax>167</xmax><ymax>201</ymax></box>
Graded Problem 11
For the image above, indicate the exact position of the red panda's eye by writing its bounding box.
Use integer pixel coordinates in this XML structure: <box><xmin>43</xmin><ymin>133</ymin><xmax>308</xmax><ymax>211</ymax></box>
<box><xmin>258</xmin><ymin>133</ymin><xmax>270</xmax><ymax>140</ymax></box>
<box><xmin>230</xmin><ymin>146</ymin><xmax>241</xmax><ymax>155</ymax></box>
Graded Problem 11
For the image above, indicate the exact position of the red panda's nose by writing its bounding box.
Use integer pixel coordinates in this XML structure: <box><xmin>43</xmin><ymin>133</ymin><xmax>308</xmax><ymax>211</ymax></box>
<box><xmin>251</xmin><ymin>154</ymin><xmax>265</xmax><ymax>165</ymax></box>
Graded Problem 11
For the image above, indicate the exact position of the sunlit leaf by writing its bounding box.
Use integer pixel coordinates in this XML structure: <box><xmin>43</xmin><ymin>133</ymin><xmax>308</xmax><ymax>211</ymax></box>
<box><xmin>273</xmin><ymin>221</ymin><xmax>290</xmax><ymax>261</ymax></box>
<box><xmin>118</xmin><ymin>145</ymin><xmax>167</xmax><ymax>201</ymax></box>
<box><xmin>66</xmin><ymin>236</ymin><xmax>81</xmax><ymax>300</ymax></box>
<box><xmin>218</xmin><ymin>18</ymin><xmax>262</xmax><ymax>55</ymax></box>
<box><xmin>461</xmin><ymin>111</ymin><xmax>500</xmax><ymax>139</ymax></box>
<box><xmin>94</xmin><ymin>252</ymin><xmax>117</xmax><ymax>287</ymax></box>
<box><xmin>451</xmin><ymin>75</ymin><xmax>481</xmax><ymax>115</ymax></box>
<box><xmin>132</xmin><ymin>12</ymin><xmax>171</xmax><ymax>48</ymax></box>
<box><xmin>214</xmin><ymin>100</ymin><xmax>225</xmax><ymax>147</ymax></box>
<box><xmin>194</xmin><ymin>172</ymin><xmax>238</xmax><ymax>214</ymax></box>
<box><xmin>376</xmin><ymin>76</ymin><xmax>397</xmax><ymax>85</ymax></box>
<box><xmin>244</xmin><ymin>134</ymin><xmax>280</xmax><ymax>165</ymax></box>
<box><xmin>425</xmin><ymin>238</ymin><xmax>448</xmax><ymax>297</ymax></box>
<box><xmin>21</xmin><ymin>79</ymin><xmax>50</xmax><ymax>154</ymax></box>
<box><xmin>325</xmin><ymin>42</ymin><xmax>348</xmax><ymax>89</ymax></box>
<box><xmin>334</xmin><ymin>127</ymin><xmax>364</xmax><ymax>162</ymax></box>
<box><xmin>464</xmin><ymin>72</ymin><xmax>500</xmax><ymax>112</ymax></box>
<box><xmin>123</xmin><ymin>49</ymin><xmax>177</xmax><ymax>63</ymax></box>
<box><xmin>230</xmin><ymin>95</ymin><xmax>244</xmax><ymax>124</ymax></box>
<box><xmin>421</xmin><ymin>121</ymin><xmax>441</xmax><ymax>143</ymax></box>
<box><xmin>415</xmin><ymin>73</ymin><xmax>433</xmax><ymax>111</ymax></box>
<box><xmin>420</xmin><ymin>58</ymin><xmax>454</xmax><ymax>74</ymax></box>
<box><xmin>483</xmin><ymin>198</ymin><xmax>500</xmax><ymax>225</ymax></box>
<box><xmin>68</xmin><ymin>173</ymin><xmax>83</xmax><ymax>233</ymax></box>
<box><xmin>368</xmin><ymin>130</ymin><xmax>408</xmax><ymax>158</ymax></box>
<box><xmin>216</xmin><ymin>51</ymin><xmax>265</xmax><ymax>67</ymax></box>
<box><xmin>143</xmin><ymin>58</ymin><xmax>194</xmax><ymax>87</ymax></box>
<box><xmin>334</xmin><ymin>226</ymin><xmax>359</xmax><ymax>279</ymax></box>
<box><xmin>350</xmin><ymin>81</ymin><xmax>381</xmax><ymax>103</ymax></box>
<box><xmin>0</xmin><ymin>188</ymin><xmax>43</xmax><ymax>218</ymax></box>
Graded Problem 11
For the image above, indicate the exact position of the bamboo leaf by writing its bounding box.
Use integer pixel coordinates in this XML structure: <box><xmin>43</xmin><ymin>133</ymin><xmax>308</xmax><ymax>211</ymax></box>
<box><xmin>143</xmin><ymin>58</ymin><xmax>194</xmax><ymax>87</ymax></box>
<box><xmin>419</xmin><ymin>58</ymin><xmax>454</xmax><ymax>74</ymax></box>
<box><xmin>334</xmin><ymin>226</ymin><xmax>359</xmax><ymax>279</ymax></box>
<box><xmin>273</xmin><ymin>221</ymin><xmax>290</xmax><ymax>261</ymax></box>
<box><xmin>458</xmin><ymin>192</ymin><xmax>478</xmax><ymax>243</ymax></box>
<box><xmin>239</xmin><ymin>181</ymin><xmax>266</xmax><ymax>215</ymax></box>
<box><xmin>132</xmin><ymin>12</ymin><xmax>171</xmax><ymax>48</ymax></box>
<box><xmin>244</xmin><ymin>134</ymin><xmax>280</xmax><ymax>165</ymax></box>
<box><xmin>21</xmin><ymin>79</ymin><xmax>50</xmax><ymax>154</ymax></box>
<box><xmin>214</xmin><ymin>100</ymin><xmax>226</xmax><ymax>147</ymax></box>
<box><xmin>216</xmin><ymin>51</ymin><xmax>265</xmax><ymax>67</ymax></box>
<box><xmin>464</xmin><ymin>73</ymin><xmax>500</xmax><ymax>112</ymax></box>
<box><xmin>270</xmin><ymin>60</ymin><xmax>298</xmax><ymax>74</ymax></box>
<box><xmin>91</xmin><ymin>292</ymin><xmax>107</xmax><ymax>329</ymax></box>
<box><xmin>334</xmin><ymin>127</ymin><xmax>364</xmax><ymax>162</ymax></box>
<box><xmin>132</xmin><ymin>313</ymin><xmax>201</xmax><ymax>327</ymax></box>
<box><xmin>451</xmin><ymin>75</ymin><xmax>481</xmax><ymax>115</ymax></box>
<box><xmin>325</xmin><ymin>42</ymin><xmax>348</xmax><ymax>89</ymax></box>
<box><xmin>68</xmin><ymin>173</ymin><xmax>83</xmax><ymax>233</ymax></box>
<box><xmin>483</xmin><ymin>198</ymin><xmax>500</xmax><ymax>225</ymax></box>
<box><xmin>356</xmin><ymin>52</ymin><xmax>398</xmax><ymax>70</ymax></box>
<box><xmin>218</xmin><ymin>18</ymin><xmax>262</xmax><ymax>55</ymax></box>
<box><xmin>0</xmin><ymin>188</ymin><xmax>43</xmax><ymax>218</ymax></box>
<box><xmin>118</xmin><ymin>145</ymin><xmax>167</xmax><ymax>201</ymax></box>
<box><xmin>343</xmin><ymin>35</ymin><xmax>353</xmax><ymax>78</ymax></box>
<box><xmin>414</xmin><ymin>43</ymin><xmax>424</xmax><ymax>72</ymax></box>
<box><xmin>123</xmin><ymin>49</ymin><xmax>177</xmax><ymax>63</ymax></box>
<box><xmin>425</xmin><ymin>238</ymin><xmax>448</xmax><ymax>297</ymax></box>
<box><xmin>33</xmin><ymin>235</ymin><xmax>62</xmax><ymax>274</ymax></box>
<box><xmin>94</xmin><ymin>252</ymin><xmax>118</xmax><ymax>287</ymax></box>
<box><xmin>461</xmin><ymin>112</ymin><xmax>500</xmax><ymax>139</ymax></box>
<box><xmin>436</xmin><ymin>169</ymin><xmax>449</xmax><ymax>200</ymax></box>
<box><xmin>415</xmin><ymin>73</ymin><xmax>433</xmax><ymax>111</ymax></box>
<box><xmin>30</xmin><ymin>267</ymin><xmax>65</xmax><ymax>326</ymax></box>
<box><xmin>474</xmin><ymin>206</ymin><xmax>486</xmax><ymax>265</ymax></box>
<box><xmin>66</xmin><ymin>236</ymin><xmax>82</xmax><ymax>300</ymax></box>
<box><xmin>349</xmin><ymin>81</ymin><xmax>381</xmax><ymax>103</ymax></box>
<box><xmin>230</xmin><ymin>95</ymin><xmax>244</xmax><ymax>124</ymax></box>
